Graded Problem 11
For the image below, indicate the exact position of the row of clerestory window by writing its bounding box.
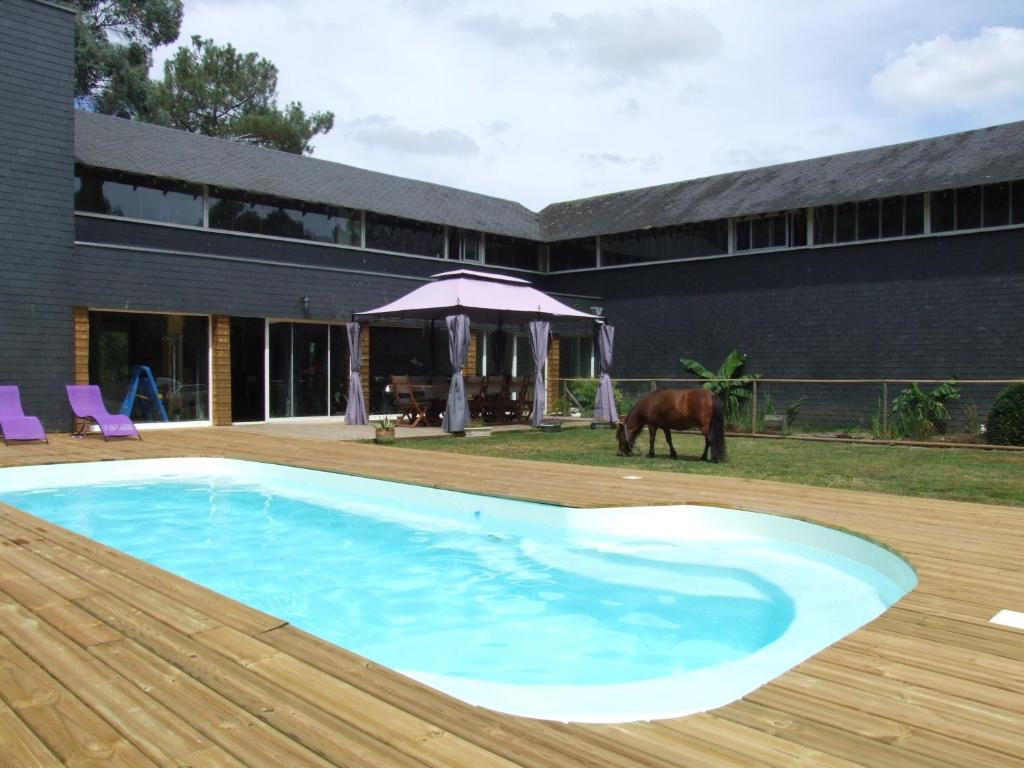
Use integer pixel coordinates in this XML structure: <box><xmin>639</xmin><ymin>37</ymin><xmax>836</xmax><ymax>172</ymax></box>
<box><xmin>74</xmin><ymin>165</ymin><xmax>1024</xmax><ymax>274</ymax></box>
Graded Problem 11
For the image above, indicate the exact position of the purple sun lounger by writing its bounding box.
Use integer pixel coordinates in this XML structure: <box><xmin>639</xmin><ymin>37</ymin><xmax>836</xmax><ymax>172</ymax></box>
<box><xmin>0</xmin><ymin>385</ymin><xmax>48</xmax><ymax>445</ymax></box>
<box><xmin>66</xmin><ymin>384</ymin><xmax>141</xmax><ymax>441</ymax></box>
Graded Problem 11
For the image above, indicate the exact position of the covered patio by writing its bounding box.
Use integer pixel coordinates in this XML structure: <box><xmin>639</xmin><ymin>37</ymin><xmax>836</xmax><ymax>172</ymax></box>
<box><xmin>347</xmin><ymin>270</ymin><xmax>618</xmax><ymax>431</ymax></box>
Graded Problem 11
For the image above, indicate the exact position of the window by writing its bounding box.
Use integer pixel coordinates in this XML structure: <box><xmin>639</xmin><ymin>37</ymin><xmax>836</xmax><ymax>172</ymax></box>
<box><xmin>983</xmin><ymin>182</ymin><xmax>1010</xmax><ymax>227</ymax></box>
<box><xmin>485</xmin><ymin>234</ymin><xmax>540</xmax><ymax>270</ymax></box>
<box><xmin>857</xmin><ymin>199</ymin><xmax>879</xmax><ymax>240</ymax></box>
<box><xmin>549</xmin><ymin>237</ymin><xmax>597</xmax><ymax>271</ymax></box>
<box><xmin>446</xmin><ymin>228</ymin><xmax>481</xmax><ymax>261</ymax></box>
<box><xmin>835</xmin><ymin>202</ymin><xmax>856</xmax><ymax>242</ymax></box>
<box><xmin>956</xmin><ymin>186</ymin><xmax>982</xmax><ymax>230</ymax></box>
<box><xmin>1013</xmin><ymin>181</ymin><xmax>1024</xmax><ymax>225</ymax></box>
<box><xmin>364</xmin><ymin>212</ymin><xmax>444</xmax><ymax>257</ymax></box>
<box><xmin>208</xmin><ymin>188</ymin><xmax>360</xmax><ymax>245</ymax></box>
<box><xmin>905</xmin><ymin>194</ymin><xmax>925</xmax><ymax>234</ymax></box>
<box><xmin>813</xmin><ymin>206</ymin><xmax>835</xmax><ymax>244</ymax></box>
<box><xmin>881</xmin><ymin>197</ymin><xmax>903</xmax><ymax>238</ymax></box>
<box><xmin>601</xmin><ymin>221</ymin><xmax>727</xmax><ymax>264</ymax></box>
<box><xmin>75</xmin><ymin>166</ymin><xmax>203</xmax><ymax>227</ymax></box>
<box><xmin>790</xmin><ymin>209</ymin><xmax>807</xmax><ymax>246</ymax></box>
<box><xmin>89</xmin><ymin>311</ymin><xmax>209</xmax><ymax>423</ymax></box>
<box><xmin>931</xmin><ymin>189</ymin><xmax>955</xmax><ymax>232</ymax></box>
<box><xmin>559</xmin><ymin>336</ymin><xmax>594</xmax><ymax>380</ymax></box>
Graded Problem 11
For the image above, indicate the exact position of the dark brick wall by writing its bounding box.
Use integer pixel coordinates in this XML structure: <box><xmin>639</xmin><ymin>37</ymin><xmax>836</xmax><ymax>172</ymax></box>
<box><xmin>72</xmin><ymin>240</ymin><xmax>425</xmax><ymax>323</ymax></box>
<box><xmin>75</xmin><ymin>216</ymin><xmax>452</xmax><ymax>283</ymax></box>
<box><xmin>541</xmin><ymin>231</ymin><xmax>1024</xmax><ymax>424</ymax></box>
<box><xmin>0</xmin><ymin>0</ymin><xmax>75</xmax><ymax>431</ymax></box>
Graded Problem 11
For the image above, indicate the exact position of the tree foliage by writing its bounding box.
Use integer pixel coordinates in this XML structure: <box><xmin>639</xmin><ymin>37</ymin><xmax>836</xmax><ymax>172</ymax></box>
<box><xmin>889</xmin><ymin>379</ymin><xmax>960</xmax><ymax>440</ymax></box>
<box><xmin>73</xmin><ymin>0</ymin><xmax>183</xmax><ymax>116</ymax></box>
<box><xmin>143</xmin><ymin>36</ymin><xmax>334</xmax><ymax>155</ymax></box>
<box><xmin>680</xmin><ymin>350</ymin><xmax>761</xmax><ymax>425</ymax></box>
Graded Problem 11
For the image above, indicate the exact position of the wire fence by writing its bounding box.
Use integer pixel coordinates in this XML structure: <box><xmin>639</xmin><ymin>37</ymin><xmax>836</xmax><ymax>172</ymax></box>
<box><xmin>553</xmin><ymin>377</ymin><xmax>1024</xmax><ymax>443</ymax></box>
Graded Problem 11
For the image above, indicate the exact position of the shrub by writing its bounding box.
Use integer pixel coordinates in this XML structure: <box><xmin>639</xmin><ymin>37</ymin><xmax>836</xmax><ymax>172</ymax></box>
<box><xmin>889</xmin><ymin>380</ymin><xmax>960</xmax><ymax>440</ymax></box>
<box><xmin>567</xmin><ymin>379</ymin><xmax>625</xmax><ymax>415</ymax></box>
<box><xmin>986</xmin><ymin>383</ymin><xmax>1024</xmax><ymax>446</ymax></box>
<box><xmin>680</xmin><ymin>350</ymin><xmax>762</xmax><ymax>426</ymax></box>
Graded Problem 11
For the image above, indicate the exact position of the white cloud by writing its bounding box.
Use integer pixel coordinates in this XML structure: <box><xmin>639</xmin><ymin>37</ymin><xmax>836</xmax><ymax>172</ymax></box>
<box><xmin>870</xmin><ymin>27</ymin><xmax>1024</xmax><ymax>111</ymax></box>
<box><xmin>581</xmin><ymin>152</ymin><xmax>661</xmax><ymax>172</ymax></box>
<box><xmin>460</xmin><ymin>6</ymin><xmax>722</xmax><ymax>82</ymax></box>
<box><xmin>344</xmin><ymin>115</ymin><xmax>479</xmax><ymax>156</ymax></box>
<box><xmin>157</xmin><ymin>1</ymin><xmax>1024</xmax><ymax>209</ymax></box>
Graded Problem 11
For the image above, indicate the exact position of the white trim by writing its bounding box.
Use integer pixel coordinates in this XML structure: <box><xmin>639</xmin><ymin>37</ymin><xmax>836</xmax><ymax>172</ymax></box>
<box><xmin>135</xmin><ymin>419</ymin><xmax>212</xmax><ymax>431</ymax></box>
<box><xmin>207</xmin><ymin>317</ymin><xmax>213</xmax><ymax>421</ymax></box>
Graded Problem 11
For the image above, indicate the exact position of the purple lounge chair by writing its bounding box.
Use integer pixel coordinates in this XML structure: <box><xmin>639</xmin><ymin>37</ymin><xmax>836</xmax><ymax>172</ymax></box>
<box><xmin>0</xmin><ymin>386</ymin><xmax>48</xmax><ymax>445</ymax></box>
<box><xmin>66</xmin><ymin>385</ymin><xmax>141</xmax><ymax>441</ymax></box>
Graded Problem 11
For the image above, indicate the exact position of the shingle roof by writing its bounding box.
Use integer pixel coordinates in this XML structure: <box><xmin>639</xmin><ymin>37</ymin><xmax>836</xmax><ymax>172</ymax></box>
<box><xmin>538</xmin><ymin>120</ymin><xmax>1024</xmax><ymax>240</ymax></box>
<box><xmin>74</xmin><ymin>111</ymin><xmax>542</xmax><ymax>240</ymax></box>
<box><xmin>76</xmin><ymin>111</ymin><xmax>1024</xmax><ymax>244</ymax></box>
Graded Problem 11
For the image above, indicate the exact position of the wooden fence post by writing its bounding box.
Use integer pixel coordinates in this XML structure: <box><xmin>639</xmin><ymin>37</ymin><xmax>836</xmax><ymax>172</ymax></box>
<box><xmin>882</xmin><ymin>381</ymin><xmax>889</xmax><ymax>435</ymax></box>
<box><xmin>751</xmin><ymin>380</ymin><xmax>758</xmax><ymax>434</ymax></box>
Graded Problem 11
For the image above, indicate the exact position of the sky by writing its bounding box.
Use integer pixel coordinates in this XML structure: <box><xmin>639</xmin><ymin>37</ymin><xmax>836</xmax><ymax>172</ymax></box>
<box><xmin>151</xmin><ymin>1</ymin><xmax>1024</xmax><ymax>211</ymax></box>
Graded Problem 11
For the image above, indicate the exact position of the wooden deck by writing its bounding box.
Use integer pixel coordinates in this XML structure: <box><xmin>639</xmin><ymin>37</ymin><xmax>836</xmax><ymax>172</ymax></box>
<box><xmin>0</xmin><ymin>427</ymin><xmax>1021</xmax><ymax>767</ymax></box>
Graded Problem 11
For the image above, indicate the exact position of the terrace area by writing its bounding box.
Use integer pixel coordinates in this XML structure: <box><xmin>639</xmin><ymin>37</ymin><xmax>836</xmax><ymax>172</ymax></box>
<box><xmin>0</xmin><ymin>428</ymin><xmax>1021</xmax><ymax>767</ymax></box>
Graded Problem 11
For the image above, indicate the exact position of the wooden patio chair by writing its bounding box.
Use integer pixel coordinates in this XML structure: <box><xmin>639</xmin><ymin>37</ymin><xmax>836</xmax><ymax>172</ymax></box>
<box><xmin>465</xmin><ymin>375</ymin><xmax>486</xmax><ymax>420</ymax></box>
<box><xmin>515</xmin><ymin>376</ymin><xmax>535</xmax><ymax>422</ymax></box>
<box><xmin>390</xmin><ymin>374</ymin><xmax>429</xmax><ymax>427</ymax></box>
<box><xmin>484</xmin><ymin>375</ymin><xmax>516</xmax><ymax>424</ymax></box>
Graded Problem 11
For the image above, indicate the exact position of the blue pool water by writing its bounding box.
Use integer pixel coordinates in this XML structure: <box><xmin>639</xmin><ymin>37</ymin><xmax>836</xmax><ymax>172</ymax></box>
<box><xmin>0</xmin><ymin>459</ymin><xmax>915</xmax><ymax>722</ymax></box>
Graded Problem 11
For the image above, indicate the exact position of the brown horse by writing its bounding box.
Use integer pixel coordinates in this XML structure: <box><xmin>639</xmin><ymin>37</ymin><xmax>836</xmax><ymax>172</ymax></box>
<box><xmin>616</xmin><ymin>389</ymin><xmax>726</xmax><ymax>462</ymax></box>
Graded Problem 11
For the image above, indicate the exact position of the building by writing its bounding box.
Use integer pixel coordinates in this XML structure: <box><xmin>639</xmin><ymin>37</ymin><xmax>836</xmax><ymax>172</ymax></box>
<box><xmin>3</xmin><ymin>0</ymin><xmax>1022</xmax><ymax>432</ymax></box>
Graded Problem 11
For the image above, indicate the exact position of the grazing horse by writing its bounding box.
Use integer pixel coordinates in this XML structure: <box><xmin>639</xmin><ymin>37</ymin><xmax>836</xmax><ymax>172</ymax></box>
<box><xmin>616</xmin><ymin>389</ymin><xmax>726</xmax><ymax>463</ymax></box>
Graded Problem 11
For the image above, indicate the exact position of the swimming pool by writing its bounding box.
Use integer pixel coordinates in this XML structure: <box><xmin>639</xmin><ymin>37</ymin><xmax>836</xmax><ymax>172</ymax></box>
<box><xmin>0</xmin><ymin>458</ymin><xmax>916</xmax><ymax>722</ymax></box>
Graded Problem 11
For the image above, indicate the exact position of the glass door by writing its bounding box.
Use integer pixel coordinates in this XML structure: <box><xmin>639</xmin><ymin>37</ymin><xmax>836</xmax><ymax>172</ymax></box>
<box><xmin>267</xmin><ymin>321</ymin><xmax>335</xmax><ymax>419</ymax></box>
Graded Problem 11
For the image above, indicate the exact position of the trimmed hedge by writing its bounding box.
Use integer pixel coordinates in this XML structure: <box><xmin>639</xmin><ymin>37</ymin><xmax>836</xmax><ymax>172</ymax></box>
<box><xmin>986</xmin><ymin>383</ymin><xmax>1024</xmax><ymax>446</ymax></box>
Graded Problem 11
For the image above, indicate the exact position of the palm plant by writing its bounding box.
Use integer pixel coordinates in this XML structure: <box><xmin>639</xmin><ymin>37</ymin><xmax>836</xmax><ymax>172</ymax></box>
<box><xmin>680</xmin><ymin>350</ymin><xmax>762</xmax><ymax>426</ymax></box>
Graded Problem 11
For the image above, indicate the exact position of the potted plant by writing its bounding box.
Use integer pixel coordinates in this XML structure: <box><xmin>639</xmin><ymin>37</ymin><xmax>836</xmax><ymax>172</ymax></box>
<box><xmin>374</xmin><ymin>416</ymin><xmax>396</xmax><ymax>444</ymax></box>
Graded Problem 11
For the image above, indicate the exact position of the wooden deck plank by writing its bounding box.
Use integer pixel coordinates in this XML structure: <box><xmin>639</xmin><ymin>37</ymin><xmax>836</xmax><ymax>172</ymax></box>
<box><xmin>659</xmin><ymin>713</ymin><xmax>871</xmax><ymax>768</ymax></box>
<box><xmin>0</xmin><ymin>697</ymin><xmax>64</xmax><ymax>768</ymax></box>
<box><xmin>0</xmin><ymin>427</ymin><xmax>1021</xmax><ymax>767</ymax></box>
<box><xmin>746</xmin><ymin>683</ymin><xmax>1022</xmax><ymax>768</ymax></box>
<box><xmin>193</xmin><ymin>624</ymin><xmax>525</xmax><ymax>768</ymax></box>
<box><xmin>0</xmin><ymin>591</ymin><xmax>245</xmax><ymax>768</ymax></box>
<box><xmin>89</xmin><ymin>638</ymin><xmax>340</xmax><ymax>768</ymax></box>
<box><xmin>260</xmin><ymin>624</ymin><xmax>681</xmax><ymax>768</ymax></box>
<box><xmin>0</xmin><ymin>628</ymin><xmax>156</xmax><ymax>768</ymax></box>
<box><xmin>76</xmin><ymin>592</ymin><xmax>442</xmax><ymax>768</ymax></box>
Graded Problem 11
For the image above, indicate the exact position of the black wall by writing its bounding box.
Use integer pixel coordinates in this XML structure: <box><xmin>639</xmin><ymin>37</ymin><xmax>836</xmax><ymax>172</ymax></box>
<box><xmin>542</xmin><ymin>230</ymin><xmax>1024</xmax><ymax>424</ymax></box>
<box><xmin>0</xmin><ymin>0</ymin><xmax>75</xmax><ymax>430</ymax></box>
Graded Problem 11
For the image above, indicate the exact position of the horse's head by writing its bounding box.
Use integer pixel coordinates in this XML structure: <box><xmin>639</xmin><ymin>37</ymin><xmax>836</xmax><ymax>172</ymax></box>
<box><xmin>615</xmin><ymin>419</ymin><xmax>634</xmax><ymax>456</ymax></box>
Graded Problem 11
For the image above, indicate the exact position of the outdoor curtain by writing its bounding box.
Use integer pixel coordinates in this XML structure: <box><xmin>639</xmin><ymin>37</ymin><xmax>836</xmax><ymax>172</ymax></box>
<box><xmin>442</xmin><ymin>313</ymin><xmax>471</xmax><ymax>433</ymax></box>
<box><xmin>344</xmin><ymin>322</ymin><xmax>368</xmax><ymax>425</ymax></box>
<box><xmin>529</xmin><ymin>319</ymin><xmax>549</xmax><ymax>427</ymax></box>
<box><xmin>593</xmin><ymin>324</ymin><xmax>618</xmax><ymax>424</ymax></box>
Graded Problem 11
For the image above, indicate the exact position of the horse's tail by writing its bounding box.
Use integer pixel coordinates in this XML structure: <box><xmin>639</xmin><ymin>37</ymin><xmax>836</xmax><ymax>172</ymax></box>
<box><xmin>710</xmin><ymin>394</ymin><xmax>727</xmax><ymax>463</ymax></box>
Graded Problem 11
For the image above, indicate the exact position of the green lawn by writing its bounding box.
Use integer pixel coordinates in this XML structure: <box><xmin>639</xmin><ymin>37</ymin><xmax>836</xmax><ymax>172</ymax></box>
<box><xmin>393</xmin><ymin>428</ymin><xmax>1024</xmax><ymax>507</ymax></box>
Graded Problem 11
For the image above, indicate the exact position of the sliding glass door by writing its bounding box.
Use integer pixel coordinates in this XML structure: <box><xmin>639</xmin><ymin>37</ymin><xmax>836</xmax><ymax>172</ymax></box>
<box><xmin>267</xmin><ymin>321</ymin><xmax>347</xmax><ymax>419</ymax></box>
